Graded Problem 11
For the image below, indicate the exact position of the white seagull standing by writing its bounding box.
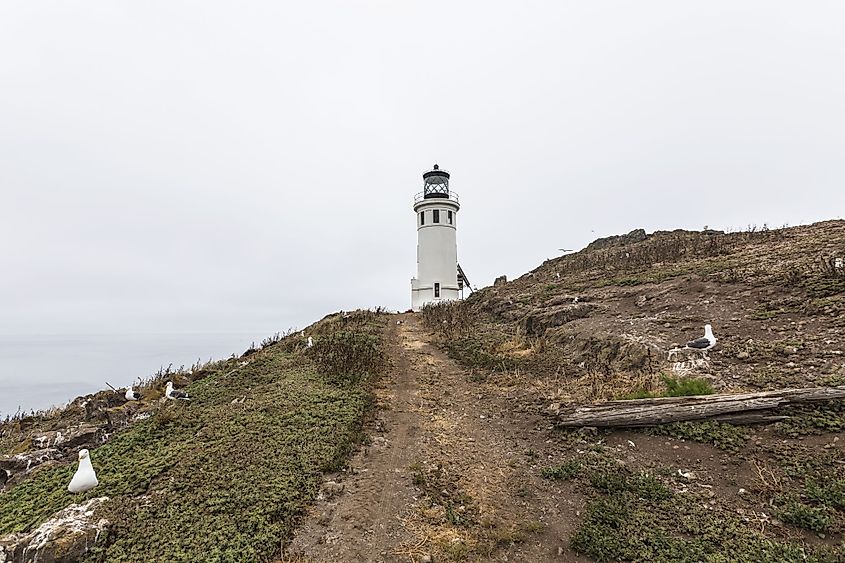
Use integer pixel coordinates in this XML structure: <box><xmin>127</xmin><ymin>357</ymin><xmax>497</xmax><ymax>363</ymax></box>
<box><xmin>68</xmin><ymin>448</ymin><xmax>99</xmax><ymax>493</ymax></box>
<box><xmin>685</xmin><ymin>324</ymin><xmax>717</xmax><ymax>352</ymax></box>
<box><xmin>125</xmin><ymin>387</ymin><xmax>141</xmax><ymax>401</ymax></box>
<box><xmin>165</xmin><ymin>381</ymin><xmax>190</xmax><ymax>401</ymax></box>
<box><xmin>306</xmin><ymin>336</ymin><xmax>314</xmax><ymax>348</ymax></box>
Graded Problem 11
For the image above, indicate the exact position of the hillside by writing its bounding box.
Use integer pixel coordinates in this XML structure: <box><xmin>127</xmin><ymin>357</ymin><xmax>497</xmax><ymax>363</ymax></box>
<box><xmin>1</xmin><ymin>220</ymin><xmax>844</xmax><ymax>562</ymax></box>
<box><xmin>413</xmin><ymin>220</ymin><xmax>845</xmax><ymax>561</ymax></box>
<box><xmin>0</xmin><ymin>311</ymin><xmax>389</xmax><ymax>561</ymax></box>
<box><xmin>457</xmin><ymin>220</ymin><xmax>845</xmax><ymax>400</ymax></box>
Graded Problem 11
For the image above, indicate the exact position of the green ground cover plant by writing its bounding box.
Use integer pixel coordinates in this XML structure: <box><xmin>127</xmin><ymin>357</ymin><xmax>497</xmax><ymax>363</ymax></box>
<box><xmin>565</xmin><ymin>449</ymin><xmax>833</xmax><ymax>562</ymax></box>
<box><xmin>644</xmin><ymin>421</ymin><xmax>748</xmax><ymax>452</ymax></box>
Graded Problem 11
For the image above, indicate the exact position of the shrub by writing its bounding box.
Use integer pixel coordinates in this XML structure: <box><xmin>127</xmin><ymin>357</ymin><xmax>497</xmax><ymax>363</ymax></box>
<box><xmin>663</xmin><ymin>375</ymin><xmax>714</xmax><ymax>397</ymax></box>
<box><xmin>621</xmin><ymin>375</ymin><xmax>713</xmax><ymax>400</ymax></box>
<box><xmin>805</xmin><ymin>477</ymin><xmax>845</xmax><ymax>510</ymax></box>
<box><xmin>445</xmin><ymin>336</ymin><xmax>519</xmax><ymax>372</ymax></box>
<box><xmin>542</xmin><ymin>460</ymin><xmax>582</xmax><ymax>480</ymax></box>
<box><xmin>777</xmin><ymin>400</ymin><xmax>845</xmax><ymax>437</ymax></box>
<box><xmin>420</xmin><ymin>301</ymin><xmax>475</xmax><ymax>339</ymax></box>
<box><xmin>309</xmin><ymin>331</ymin><xmax>388</xmax><ymax>386</ymax></box>
<box><xmin>776</xmin><ymin>498</ymin><xmax>833</xmax><ymax>534</ymax></box>
<box><xmin>589</xmin><ymin>466</ymin><xmax>631</xmax><ymax>494</ymax></box>
<box><xmin>645</xmin><ymin>421</ymin><xmax>747</xmax><ymax>452</ymax></box>
<box><xmin>628</xmin><ymin>472</ymin><xmax>672</xmax><ymax>501</ymax></box>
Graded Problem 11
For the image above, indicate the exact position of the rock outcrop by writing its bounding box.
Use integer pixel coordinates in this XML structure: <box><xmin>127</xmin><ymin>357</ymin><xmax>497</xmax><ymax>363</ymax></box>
<box><xmin>0</xmin><ymin>497</ymin><xmax>109</xmax><ymax>563</ymax></box>
<box><xmin>521</xmin><ymin>303</ymin><xmax>596</xmax><ymax>337</ymax></box>
<box><xmin>0</xmin><ymin>449</ymin><xmax>63</xmax><ymax>488</ymax></box>
<box><xmin>584</xmin><ymin>228</ymin><xmax>648</xmax><ymax>251</ymax></box>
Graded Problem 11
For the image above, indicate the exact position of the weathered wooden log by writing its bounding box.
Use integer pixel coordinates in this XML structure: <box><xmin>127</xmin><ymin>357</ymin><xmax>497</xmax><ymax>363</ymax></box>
<box><xmin>554</xmin><ymin>386</ymin><xmax>845</xmax><ymax>427</ymax></box>
<box><xmin>709</xmin><ymin>413</ymin><xmax>790</xmax><ymax>425</ymax></box>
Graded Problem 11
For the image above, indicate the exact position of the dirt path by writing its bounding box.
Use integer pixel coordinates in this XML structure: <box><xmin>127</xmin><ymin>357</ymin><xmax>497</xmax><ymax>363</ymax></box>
<box><xmin>287</xmin><ymin>315</ymin><xmax>586</xmax><ymax>562</ymax></box>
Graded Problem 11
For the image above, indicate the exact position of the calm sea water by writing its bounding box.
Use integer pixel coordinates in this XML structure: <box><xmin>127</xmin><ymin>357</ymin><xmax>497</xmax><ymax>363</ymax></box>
<box><xmin>0</xmin><ymin>333</ymin><xmax>261</xmax><ymax>417</ymax></box>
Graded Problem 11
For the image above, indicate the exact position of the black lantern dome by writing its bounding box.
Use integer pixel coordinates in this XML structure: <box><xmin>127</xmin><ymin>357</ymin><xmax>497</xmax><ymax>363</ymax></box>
<box><xmin>422</xmin><ymin>164</ymin><xmax>450</xmax><ymax>199</ymax></box>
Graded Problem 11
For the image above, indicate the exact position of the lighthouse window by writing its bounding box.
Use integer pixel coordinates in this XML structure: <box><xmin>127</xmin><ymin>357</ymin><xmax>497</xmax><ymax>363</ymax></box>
<box><xmin>434</xmin><ymin>282</ymin><xmax>441</xmax><ymax>297</ymax></box>
<box><xmin>420</xmin><ymin>211</ymin><xmax>425</xmax><ymax>225</ymax></box>
<box><xmin>433</xmin><ymin>210</ymin><xmax>440</xmax><ymax>223</ymax></box>
<box><xmin>448</xmin><ymin>210</ymin><xmax>453</xmax><ymax>224</ymax></box>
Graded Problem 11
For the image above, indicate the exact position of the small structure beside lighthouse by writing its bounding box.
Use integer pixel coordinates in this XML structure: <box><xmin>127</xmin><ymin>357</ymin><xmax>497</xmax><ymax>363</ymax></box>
<box><xmin>411</xmin><ymin>164</ymin><xmax>469</xmax><ymax>311</ymax></box>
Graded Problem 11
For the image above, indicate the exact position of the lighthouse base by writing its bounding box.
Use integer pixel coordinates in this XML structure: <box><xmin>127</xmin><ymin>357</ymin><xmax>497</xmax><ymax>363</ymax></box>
<box><xmin>411</xmin><ymin>278</ymin><xmax>462</xmax><ymax>312</ymax></box>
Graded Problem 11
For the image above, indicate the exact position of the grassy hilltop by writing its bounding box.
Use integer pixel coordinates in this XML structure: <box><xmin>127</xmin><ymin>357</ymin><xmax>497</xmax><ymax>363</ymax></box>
<box><xmin>2</xmin><ymin>220</ymin><xmax>845</xmax><ymax>562</ymax></box>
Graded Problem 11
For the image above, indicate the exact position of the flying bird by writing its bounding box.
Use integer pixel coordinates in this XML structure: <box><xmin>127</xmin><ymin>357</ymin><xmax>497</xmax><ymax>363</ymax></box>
<box><xmin>68</xmin><ymin>449</ymin><xmax>99</xmax><ymax>493</ymax></box>
<box><xmin>125</xmin><ymin>387</ymin><xmax>141</xmax><ymax>401</ymax></box>
<box><xmin>165</xmin><ymin>381</ymin><xmax>190</xmax><ymax>401</ymax></box>
<box><xmin>685</xmin><ymin>324</ymin><xmax>717</xmax><ymax>351</ymax></box>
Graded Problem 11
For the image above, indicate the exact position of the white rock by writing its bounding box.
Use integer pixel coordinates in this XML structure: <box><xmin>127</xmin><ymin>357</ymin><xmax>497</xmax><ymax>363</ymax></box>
<box><xmin>0</xmin><ymin>497</ymin><xmax>109</xmax><ymax>562</ymax></box>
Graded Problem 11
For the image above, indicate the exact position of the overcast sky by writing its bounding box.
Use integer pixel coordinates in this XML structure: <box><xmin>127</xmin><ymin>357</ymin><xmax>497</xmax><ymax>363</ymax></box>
<box><xmin>1</xmin><ymin>1</ymin><xmax>843</xmax><ymax>337</ymax></box>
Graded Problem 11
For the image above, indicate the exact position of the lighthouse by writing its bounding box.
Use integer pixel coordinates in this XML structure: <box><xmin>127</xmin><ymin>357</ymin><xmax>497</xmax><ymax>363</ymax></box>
<box><xmin>411</xmin><ymin>164</ymin><xmax>468</xmax><ymax>311</ymax></box>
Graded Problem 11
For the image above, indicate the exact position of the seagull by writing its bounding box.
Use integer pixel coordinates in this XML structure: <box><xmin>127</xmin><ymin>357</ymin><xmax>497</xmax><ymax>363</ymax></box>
<box><xmin>306</xmin><ymin>336</ymin><xmax>314</xmax><ymax>348</ymax></box>
<box><xmin>685</xmin><ymin>324</ymin><xmax>717</xmax><ymax>352</ymax></box>
<box><xmin>125</xmin><ymin>387</ymin><xmax>141</xmax><ymax>401</ymax></box>
<box><xmin>165</xmin><ymin>381</ymin><xmax>190</xmax><ymax>401</ymax></box>
<box><xmin>68</xmin><ymin>448</ymin><xmax>98</xmax><ymax>493</ymax></box>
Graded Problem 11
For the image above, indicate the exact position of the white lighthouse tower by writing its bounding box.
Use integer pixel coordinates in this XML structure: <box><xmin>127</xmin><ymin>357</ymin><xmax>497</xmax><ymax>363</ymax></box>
<box><xmin>411</xmin><ymin>164</ymin><xmax>467</xmax><ymax>311</ymax></box>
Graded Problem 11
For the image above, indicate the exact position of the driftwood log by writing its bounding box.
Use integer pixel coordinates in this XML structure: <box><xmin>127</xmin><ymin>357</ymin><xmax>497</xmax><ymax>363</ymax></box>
<box><xmin>554</xmin><ymin>386</ymin><xmax>845</xmax><ymax>428</ymax></box>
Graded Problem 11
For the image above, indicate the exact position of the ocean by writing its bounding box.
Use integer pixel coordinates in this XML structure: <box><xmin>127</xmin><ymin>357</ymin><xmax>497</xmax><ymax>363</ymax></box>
<box><xmin>0</xmin><ymin>332</ymin><xmax>262</xmax><ymax>417</ymax></box>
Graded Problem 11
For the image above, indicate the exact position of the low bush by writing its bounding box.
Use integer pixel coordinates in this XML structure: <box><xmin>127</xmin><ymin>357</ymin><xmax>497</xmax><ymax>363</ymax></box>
<box><xmin>445</xmin><ymin>336</ymin><xmax>519</xmax><ymax>372</ymax></box>
<box><xmin>621</xmin><ymin>375</ymin><xmax>713</xmax><ymax>400</ymax></box>
<box><xmin>542</xmin><ymin>460</ymin><xmax>582</xmax><ymax>480</ymax></box>
<box><xmin>645</xmin><ymin>421</ymin><xmax>747</xmax><ymax>452</ymax></box>
<box><xmin>777</xmin><ymin>400</ymin><xmax>845</xmax><ymax>437</ymax></box>
<box><xmin>420</xmin><ymin>301</ymin><xmax>475</xmax><ymax>339</ymax></box>
<box><xmin>776</xmin><ymin>497</ymin><xmax>833</xmax><ymax>534</ymax></box>
<box><xmin>663</xmin><ymin>375</ymin><xmax>714</xmax><ymax>397</ymax></box>
<box><xmin>309</xmin><ymin>330</ymin><xmax>388</xmax><ymax>386</ymax></box>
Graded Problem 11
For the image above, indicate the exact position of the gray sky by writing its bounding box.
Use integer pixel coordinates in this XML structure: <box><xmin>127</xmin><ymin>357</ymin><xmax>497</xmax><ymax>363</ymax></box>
<box><xmin>1</xmin><ymin>1</ymin><xmax>844</xmax><ymax>336</ymax></box>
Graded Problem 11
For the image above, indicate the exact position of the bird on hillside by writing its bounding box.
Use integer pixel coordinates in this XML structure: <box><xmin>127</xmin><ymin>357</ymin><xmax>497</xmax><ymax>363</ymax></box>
<box><xmin>125</xmin><ymin>387</ymin><xmax>141</xmax><ymax>401</ymax></box>
<box><xmin>68</xmin><ymin>449</ymin><xmax>99</xmax><ymax>493</ymax></box>
<box><xmin>307</xmin><ymin>336</ymin><xmax>314</xmax><ymax>348</ymax></box>
<box><xmin>685</xmin><ymin>324</ymin><xmax>718</xmax><ymax>352</ymax></box>
<box><xmin>165</xmin><ymin>381</ymin><xmax>190</xmax><ymax>401</ymax></box>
